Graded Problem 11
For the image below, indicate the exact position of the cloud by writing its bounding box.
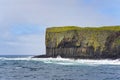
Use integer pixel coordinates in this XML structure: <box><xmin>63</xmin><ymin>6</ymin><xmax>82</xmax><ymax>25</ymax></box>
<box><xmin>0</xmin><ymin>0</ymin><xmax>117</xmax><ymax>27</ymax></box>
<box><xmin>0</xmin><ymin>0</ymin><xmax>119</xmax><ymax>55</ymax></box>
<box><xmin>0</xmin><ymin>34</ymin><xmax>45</xmax><ymax>55</ymax></box>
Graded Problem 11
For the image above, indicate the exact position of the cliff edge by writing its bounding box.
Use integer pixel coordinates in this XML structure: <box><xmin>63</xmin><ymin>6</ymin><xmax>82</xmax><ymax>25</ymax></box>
<box><xmin>34</xmin><ymin>26</ymin><xmax>120</xmax><ymax>59</ymax></box>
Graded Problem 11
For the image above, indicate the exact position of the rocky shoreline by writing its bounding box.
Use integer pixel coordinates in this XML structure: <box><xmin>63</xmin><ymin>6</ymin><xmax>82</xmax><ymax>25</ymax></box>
<box><xmin>33</xmin><ymin>54</ymin><xmax>119</xmax><ymax>59</ymax></box>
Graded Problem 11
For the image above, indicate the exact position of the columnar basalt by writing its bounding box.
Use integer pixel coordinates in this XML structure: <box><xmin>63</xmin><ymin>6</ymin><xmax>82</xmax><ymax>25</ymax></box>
<box><xmin>45</xmin><ymin>26</ymin><xmax>120</xmax><ymax>59</ymax></box>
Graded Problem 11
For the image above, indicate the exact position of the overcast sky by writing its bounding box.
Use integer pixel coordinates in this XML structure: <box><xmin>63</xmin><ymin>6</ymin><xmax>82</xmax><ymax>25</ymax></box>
<box><xmin>0</xmin><ymin>0</ymin><xmax>120</xmax><ymax>55</ymax></box>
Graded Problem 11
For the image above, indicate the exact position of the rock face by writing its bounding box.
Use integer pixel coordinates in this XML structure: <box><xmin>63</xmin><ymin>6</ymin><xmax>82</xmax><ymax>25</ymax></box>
<box><xmin>33</xmin><ymin>26</ymin><xmax>120</xmax><ymax>59</ymax></box>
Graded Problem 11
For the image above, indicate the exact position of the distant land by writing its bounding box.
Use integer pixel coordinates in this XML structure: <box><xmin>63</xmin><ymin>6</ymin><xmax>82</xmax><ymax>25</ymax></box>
<box><xmin>34</xmin><ymin>26</ymin><xmax>120</xmax><ymax>59</ymax></box>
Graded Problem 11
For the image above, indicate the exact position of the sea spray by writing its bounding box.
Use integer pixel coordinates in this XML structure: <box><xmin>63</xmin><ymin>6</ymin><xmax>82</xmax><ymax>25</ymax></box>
<box><xmin>0</xmin><ymin>55</ymin><xmax>120</xmax><ymax>80</ymax></box>
<box><xmin>0</xmin><ymin>56</ymin><xmax>120</xmax><ymax>65</ymax></box>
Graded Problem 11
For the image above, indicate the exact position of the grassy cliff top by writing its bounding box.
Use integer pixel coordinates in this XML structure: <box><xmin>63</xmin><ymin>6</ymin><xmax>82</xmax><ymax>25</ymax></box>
<box><xmin>46</xmin><ymin>26</ymin><xmax>120</xmax><ymax>32</ymax></box>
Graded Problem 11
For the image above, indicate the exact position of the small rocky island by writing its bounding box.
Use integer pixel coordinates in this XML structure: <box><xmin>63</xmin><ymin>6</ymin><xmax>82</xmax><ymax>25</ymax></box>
<box><xmin>34</xmin><ymin>26</ymin><xmax>120</xmax><ymax>59</ymax></box>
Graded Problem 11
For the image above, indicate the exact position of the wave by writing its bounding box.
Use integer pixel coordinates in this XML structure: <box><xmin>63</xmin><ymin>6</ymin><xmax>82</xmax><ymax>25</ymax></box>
<box><xmin>0</xmin><ymin>56</ymin><xmax>120</xmax><ymax>66</ymax></box>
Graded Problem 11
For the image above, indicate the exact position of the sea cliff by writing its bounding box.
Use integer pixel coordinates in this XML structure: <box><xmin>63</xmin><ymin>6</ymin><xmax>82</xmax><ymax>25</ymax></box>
<box><xmin>35</xmin><ymin>26</ymin><xmax>120</xmax><ymax>59</ymax></box>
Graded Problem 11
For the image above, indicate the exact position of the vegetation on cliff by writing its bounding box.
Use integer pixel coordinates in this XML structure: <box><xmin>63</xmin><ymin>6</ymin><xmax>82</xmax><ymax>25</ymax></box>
<box><xmin>46</xmin><ymin>26</ymin><xmax>120</xmax><ymax>59</ymax></box>
<box><xmin>47</xmin><ymin>26</ymin><xmax>120</xmax><ymax>32</ymax></box>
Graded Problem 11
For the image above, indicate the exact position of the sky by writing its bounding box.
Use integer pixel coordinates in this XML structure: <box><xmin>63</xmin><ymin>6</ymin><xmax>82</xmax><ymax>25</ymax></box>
<box><xmin>0</xmin><ymin>0</ymin><xmax>120</xmax><ymax>55</ymax></box>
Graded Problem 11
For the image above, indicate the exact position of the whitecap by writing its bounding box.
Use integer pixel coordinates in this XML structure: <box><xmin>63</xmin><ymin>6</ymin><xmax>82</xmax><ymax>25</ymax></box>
<box><xmin>0</xmin><ymin>56</ymin><xmax>120</xmax><ymax>66</ymax></box>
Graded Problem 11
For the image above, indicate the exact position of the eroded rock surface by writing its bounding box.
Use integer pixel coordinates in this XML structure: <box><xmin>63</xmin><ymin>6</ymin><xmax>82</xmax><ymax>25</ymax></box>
<box><xmin>35</xmin><ymin>26</ymin><xmax>120</xmax><ymax>59</ymax></box>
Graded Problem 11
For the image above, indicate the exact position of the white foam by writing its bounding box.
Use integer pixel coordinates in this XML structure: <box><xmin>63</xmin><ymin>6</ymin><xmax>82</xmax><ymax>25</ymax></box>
<box><xmin>0</xmin><ymin>57</ymin><xmax>120</xmax><ymax>66</ymax></box>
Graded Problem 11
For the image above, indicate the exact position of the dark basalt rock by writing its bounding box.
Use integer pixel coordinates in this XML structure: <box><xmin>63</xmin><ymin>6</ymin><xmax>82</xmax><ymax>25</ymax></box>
<box><xmin>34</xmin><ymin>26</ymin><xmax>120</xmax><ymax>59</ymax></box>
<box><xmin>32</xmin><ymin>55</ymin><xmax>51</xmax><ymax>58</ymax></box>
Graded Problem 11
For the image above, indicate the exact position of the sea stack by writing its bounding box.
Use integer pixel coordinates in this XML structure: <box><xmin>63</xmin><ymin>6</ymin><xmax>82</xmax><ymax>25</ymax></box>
<box><xmin>45</xmin><ymin>26</ymin><xmax>120</xmax><ymax>59</ymax></box>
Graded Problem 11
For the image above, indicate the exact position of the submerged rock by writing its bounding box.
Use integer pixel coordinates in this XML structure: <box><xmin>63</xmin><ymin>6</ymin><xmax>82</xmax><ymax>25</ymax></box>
<box><xmin>36</xmin><ymin>26</ymin><xmax>120</xmax><ymax>59</ymax></box>
<box><xmin>33</xmin><ymin>55</ymin><xmax>50</xmax><ymax>58</ymax></box>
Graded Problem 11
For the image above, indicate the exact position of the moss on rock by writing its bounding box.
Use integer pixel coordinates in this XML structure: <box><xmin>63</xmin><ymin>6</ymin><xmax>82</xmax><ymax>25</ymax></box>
<box><xmin>46</xmin><ymin>26</ymin><xmax>120</xmax><ymax>59</ymax></box>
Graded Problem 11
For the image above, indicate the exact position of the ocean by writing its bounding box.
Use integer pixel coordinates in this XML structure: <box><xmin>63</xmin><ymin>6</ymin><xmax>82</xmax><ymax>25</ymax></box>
<box><xmin>0</xmin><ymin>55</ymin><xmax>120</xmax><ymax>80</ymax></box>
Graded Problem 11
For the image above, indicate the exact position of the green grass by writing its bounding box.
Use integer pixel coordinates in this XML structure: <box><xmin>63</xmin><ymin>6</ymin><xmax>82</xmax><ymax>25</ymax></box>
<box><xmin>47</xmin><ymin>26</ymin><xmax>120</xmax><ymax>32</ymax></box>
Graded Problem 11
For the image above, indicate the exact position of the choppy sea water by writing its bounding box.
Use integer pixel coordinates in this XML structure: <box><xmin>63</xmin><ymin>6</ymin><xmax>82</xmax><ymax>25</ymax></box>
<box><xmin>0</xmin><ymin>55</ymin><xmax>120</xmax><ymax>80</ymax></box>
